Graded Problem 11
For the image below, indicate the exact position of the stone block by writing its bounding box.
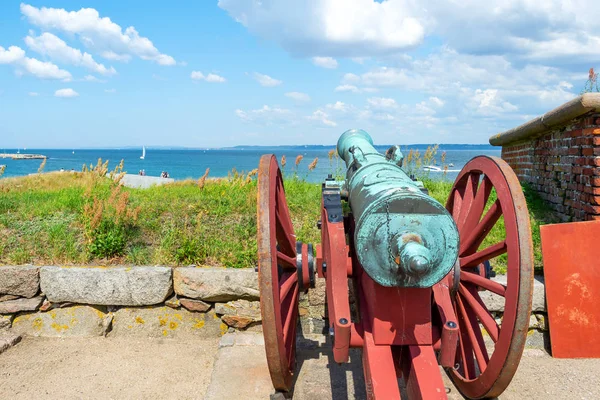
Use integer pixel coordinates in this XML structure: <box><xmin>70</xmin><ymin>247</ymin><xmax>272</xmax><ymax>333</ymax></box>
<box><xmin>109</xmin><ymin>306</ymin><xmax>227</xmax><ymax>338</ymax></box>
<box><xmin>0</xmin><ymin>296</ymin><xmax>44</xmax><ymax>314</ymax></box>
<box><xmin>180</xmin><ymin>298</ymin><xmax>211</xmax><ymax>312</ymax></box>
<box><xmin>215</xmin><ymin>300</ymin><xmax>261</xmax><ymax>329</ymax></box>
<box><xmin>0</xmin><ymin>332</ymin><xmax>21</xmax><ymax>355</ymax></box>
<box><xmin>205</xmin><ymin>334</ymin><xmax>272</xmax><ymax>400</ymax></box>
<box><xmin>480</xmin><ymin>275</ymin><xmax>545</xmax><ymax>313</ymax></box>
<box><xmin>11</xmin><ymin>306</ymin><xmax>110</xmax><ymax>337</ymax></box>
<box><xmin>0</xmin><ymin>314</ymin><xmax>14</xmax><ymax>331</ymax></box>
<box><xmin>174</xmin><ymin>267</ymin><xmax>258</xmax><ymax>302</ymax></box>
<box><xmin>40</xmin><ymin>266</ymin><xmax>173</xmax><ymax>306</ymax></box>
<box><xmin>165</xmin><ymin>294</ymin><xmax>181</xmax><ymax>309</ymax></box>
<box><xmin>0</xmin><ymin>266</ymin><xmax>40</xmax><ymax>298</ymax></box>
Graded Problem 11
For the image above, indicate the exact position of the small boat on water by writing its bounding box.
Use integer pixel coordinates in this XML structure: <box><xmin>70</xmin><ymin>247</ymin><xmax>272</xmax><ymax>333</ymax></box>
<box><xmin>423</xmin><ymin>165</ymin><xmax>443</xmax><ymax>172</ymax></box>
<box><xmin>140</xmin><ymin>146</ymin><xmax>146</xmax><ymax>160</ymax></box>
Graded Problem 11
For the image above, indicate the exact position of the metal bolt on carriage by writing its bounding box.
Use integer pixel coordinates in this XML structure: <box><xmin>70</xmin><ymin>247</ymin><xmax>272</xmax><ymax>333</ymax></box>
<box><xmin>256</xmin><ymin>129</ymin><xmax>533</xmax><ymax>400</ymax></box>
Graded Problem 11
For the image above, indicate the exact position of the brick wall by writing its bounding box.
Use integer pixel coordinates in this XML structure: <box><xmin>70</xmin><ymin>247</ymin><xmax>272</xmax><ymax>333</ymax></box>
<box><xmin>501</xmin><ymin>112</ymin><xmax>600</xmax><ymax>222</ymax></box>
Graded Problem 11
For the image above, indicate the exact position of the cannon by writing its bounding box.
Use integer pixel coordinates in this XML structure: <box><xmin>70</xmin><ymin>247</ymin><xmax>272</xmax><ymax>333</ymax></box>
<box><xmin>256</xmin><ymin>129</ymin><xmax>533</xmax><ymax>399</ymax></box>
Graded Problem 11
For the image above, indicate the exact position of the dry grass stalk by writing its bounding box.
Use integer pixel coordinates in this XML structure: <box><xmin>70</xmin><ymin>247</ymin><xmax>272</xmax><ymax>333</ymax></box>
<box><xmin>280</xmin><ymin>155</ymin><xmax>286</xmax><ymax>168</ymax></box>
<box><xmin>198</xmin><ymin>168</ymin><xmax>210</xmax><ymax>189</ymax></box>
<box><xmin>37</xmin><ymin>158</ymin><xmax>47</xmax><ymax>174</ymax></box>
<box><xmin>308</xmin><ymin>157</ymin><xmax>318</xmax><ymax>171</ymax></box>
<box><xmin>295</xmin><ymin>155</ymin><xmax>303</xmax><ymax>166</ymax></box>
<box><xmin>0</xmin><ymin>165</ymin><xmax>5</xmax><ymax>178</ymax></box>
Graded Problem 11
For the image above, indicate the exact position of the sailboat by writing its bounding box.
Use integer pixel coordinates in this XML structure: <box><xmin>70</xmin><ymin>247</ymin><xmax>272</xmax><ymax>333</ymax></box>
<box><xmin>140</xmin><ymin>146</ymin><xmax>146</xmax><ymax>160</ymax></box>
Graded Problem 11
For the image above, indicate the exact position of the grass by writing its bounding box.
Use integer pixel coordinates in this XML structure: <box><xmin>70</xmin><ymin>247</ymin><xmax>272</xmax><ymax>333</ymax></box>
<box><xmin>0</xmin><ymin>153</ymin><xmax>554</xmax><ymax>273</ymax></box>
<box><xmin>0</xmin><ymin>164</ymin><xmax>322</xmax><ymax>268</ymax></box>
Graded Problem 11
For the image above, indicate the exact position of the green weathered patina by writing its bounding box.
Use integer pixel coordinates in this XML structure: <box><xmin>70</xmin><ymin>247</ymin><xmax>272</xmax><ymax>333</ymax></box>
<box><xmin>337</xmin><ymin>129</ymin><xmax>459</xmax><ymax>288</ymax></box>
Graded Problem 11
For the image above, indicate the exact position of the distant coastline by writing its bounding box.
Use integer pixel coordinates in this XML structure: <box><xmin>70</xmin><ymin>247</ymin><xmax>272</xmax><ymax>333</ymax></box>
<box><xmin>3</xmin><ymin>144</ymin><xmax>497</xmax><ymax>151</ymax></box>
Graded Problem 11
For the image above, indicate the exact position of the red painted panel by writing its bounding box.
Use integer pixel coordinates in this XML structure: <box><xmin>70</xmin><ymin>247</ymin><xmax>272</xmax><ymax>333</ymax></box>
<box><xmin>540</xmin><ymin>220</ymin><xmax>600</xmax><ymax>358</ymax></box>
<box><xmin>361</xmin><ymin>272</ymin><xmax>432</xmax><ymax>345</ymax></box>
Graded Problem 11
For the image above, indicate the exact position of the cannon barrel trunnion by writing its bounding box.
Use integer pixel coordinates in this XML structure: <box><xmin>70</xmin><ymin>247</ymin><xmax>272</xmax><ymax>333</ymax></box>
<box><xmin>256</xmin><ymin>130</ymin><xmax>534</xmax><ymax>400</ymax></box>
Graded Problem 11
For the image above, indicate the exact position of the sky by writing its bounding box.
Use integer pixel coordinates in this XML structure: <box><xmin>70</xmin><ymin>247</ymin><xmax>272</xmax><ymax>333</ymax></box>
<box><xmin>0</xmin><ymin>1</ymin><xmax>596</xmax><ymax>148</ymax></box>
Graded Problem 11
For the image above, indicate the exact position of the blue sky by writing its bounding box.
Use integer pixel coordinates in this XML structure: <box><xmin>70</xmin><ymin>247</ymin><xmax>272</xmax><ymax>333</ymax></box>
<box><xmin>0</xmin><ymin>1</ymin><xmax>596</xmax><ymax>148</ymax></box>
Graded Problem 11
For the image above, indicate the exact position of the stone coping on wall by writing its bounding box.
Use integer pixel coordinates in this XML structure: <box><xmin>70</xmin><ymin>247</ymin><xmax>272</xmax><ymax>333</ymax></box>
<box><xmin>489</xmin><ymin>93</ymin><xmax>600</xmax><ymax>146</ymax></box>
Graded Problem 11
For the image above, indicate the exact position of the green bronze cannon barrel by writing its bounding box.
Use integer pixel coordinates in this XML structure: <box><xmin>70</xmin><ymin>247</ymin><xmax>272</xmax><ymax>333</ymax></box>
<box><xmin>337</xmin><ymin>129</ymin><xmax>459</xmax><ymax>288</ymax></box>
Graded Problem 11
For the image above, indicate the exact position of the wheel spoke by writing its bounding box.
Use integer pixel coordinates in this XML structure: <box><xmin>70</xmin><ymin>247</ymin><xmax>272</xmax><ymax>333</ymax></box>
<box><xmin>451</xmin><ymin>188</ymin><xmax>463</xmax><ymax>219</ymax></box>
<box><xmin>276</xmin><ymin>216</ymin><xmax>296</xmax><ymax>257</ymax></box>
<box><xmin>457</xmin><ymin>173</ymin><xmax>481</xmax><ymax>231</ymax></box>
<box><xmin>460</xmin><ymin>176</ymin><xmax>492</xmax><ymax>237</ymax></box>
<box><xmin>277</xmin><ymin>251</ymin><xmax>297</xmax><ymax>270</ymax></box>
<box><xmin>459</xmin><ymin>284</ymin><xmax>499</xmax><ymax>342</ymax></box>
<box><xmin>279</xmin><ymin>273</ymin><xmax>298</xmax><ymax>302</ymax></box>
<box><xmin>275</xmin><ymin>178</ymin><xmax>296</xmax><ymax>256</ymax></box>
<box><xmin>461</xmin><ymin>241</ymin><xmax>507</xmax><ymax>269</ymax></box>
<box><xmin>460</xmin><ymin>200</ymin><xmax>502</xmax><ymax>256</ymax></box>
<box><xmin>282</xmin><ymin>284</ymin><xmax>299</xmax><ymax>346</ymax></box>
<box><xmin>456</xmin><ymin>293</ymin><xmax>488</xmax><ymax>373</ymax></box>
<box><xmin>461</xmin><ymin>271</ymin><xmax>506</xmax><ymax>297</ymax></box>
<box><xmin>456</xmin><ymin>295</ymin><xmax>476</xmax><ymax>380</ymax></box>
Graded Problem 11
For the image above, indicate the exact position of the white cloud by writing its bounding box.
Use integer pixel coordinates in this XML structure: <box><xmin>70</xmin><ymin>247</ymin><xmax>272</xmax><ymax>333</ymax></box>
<box><xmin>191</xmin><ymin>71</ymin><xmax>226</xmax><ymax>83</ymax></box>
<box><xmin>21</xmin><ymin>4</ymin><xmax>176</xmax><ymax>65</ymax></box>
<box><xmin>0</xmin><ymin>45</ymin><xmax>71</xmax><ymax>80</ymax></box>
<box><xmin>104</xmin><ymin>88</ymin><xmax>116</xmax><ymax>93</ymax></box>
<box><xmin>28</xmin><ymin>92</ymin><xmax>39</xmax><ymax>96</ymax></box>
<box><xmin>307</xmin><ymin>109</ymin><xmax>337</xmax><ymax>127</ymax></box>
<box><xmin>0</xmin><ymin>46</ymin><xmax>25</xmax><ymax>63</ymax></box>
<box><xmin>326</xmin><ymin>101</ymin><xmax>349</xmax><ymax>112</ymax></box>
<box><xmin>342</xmin><ymin>73</ymin><xmax>360</xmax><ymax>83</ymax></box>
<box><xmin>54</xmin><ymin>88</ymin><xmax>79</xmax><ymax>97</ymax></box>
<box><xmin>25</xmin><ymin>32</ymin><xmax>116</xmax><ymax>76</ymax></box>
<box><xmin>253</xmin><ymin>72</ymin><xmax>282</xmax><ymax>87</ymax></box>
<box><xmin>220</xmin><ymin>0</ymin><xmax>600</xmax><ymax>64</ymax></box>
<box><xmin>235</xmin><ymin>105</ymin><xmax>292</xmax><ymax>125</ymax></box>
<box><xmin>312</xmin><ymin>56</ymin><xmax>338</xmax><ymax>69</ymax></box>
<box><xmin>82</xmin><ymin>75</ymin><xmax>106</xmax><ymax>82</ymax></box>
<box><xmin>429</xmin><ymin>96</ymin><xmax>444</xmax><ymax>107</ymax></box>
<box><xmin>424</xmin><ymin>0</ymin><xmax>600</xmax><ymax>63</ymax></box>
<box><xmin>367</xmin><ymin>97</ymin><xmax>398</xmax><ymax>109</ymax></box>
<box><xmin>218</xmin><ymin>0</ymin><xmax>424</xmax><ymax>57</ymax></box>
<box><xmin>101</xmin><ymin>51</ymin><xmax>132</xmax><ymax>62</ymax></box>
<box><xmin>285</xmin><ymin>91</ymin><xmax>310</xmax><ymax>102</ymax></box>
<box><xmin>334</xmin><ymin>84</ymin><xmax>360</xmax><ymax>93</ymax></box>
<box><xmin>20</xmin><ymin>56</ymin><xmax>72</xmax><ymax>80</ymax></box>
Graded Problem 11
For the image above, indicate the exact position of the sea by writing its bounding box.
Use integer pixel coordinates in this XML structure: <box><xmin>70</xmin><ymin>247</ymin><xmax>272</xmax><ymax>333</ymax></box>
<box><xmin>0</xmin><ymin>145</ymin><xmax>501</xmax><ymax>183</ymax></box>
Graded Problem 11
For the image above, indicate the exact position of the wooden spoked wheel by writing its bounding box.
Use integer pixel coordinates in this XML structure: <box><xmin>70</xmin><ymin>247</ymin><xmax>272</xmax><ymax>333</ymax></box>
<box><xmin>257</xmin><ymin>154</ymin><xmax>300</xmax><ymax>392</ymax></box>
<box><xmin>445</xmin><ymin>156</ymin><xmax>534</xmax><ymax>399</ymax></box>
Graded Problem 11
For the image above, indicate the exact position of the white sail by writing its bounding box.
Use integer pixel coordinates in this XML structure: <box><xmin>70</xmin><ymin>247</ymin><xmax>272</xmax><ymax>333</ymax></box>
<box><xmin>140</xmin><ymin>146</ymin><xmax>146</xmax><ymax>160</ymax></box>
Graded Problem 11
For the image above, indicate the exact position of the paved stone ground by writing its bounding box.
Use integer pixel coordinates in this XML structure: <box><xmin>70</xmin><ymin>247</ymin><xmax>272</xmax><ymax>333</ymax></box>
<box><xmin>293</xmin><ymin>335</ymin><xmax>600</xmax><ymax>400</ymax></box>
<box><xmin>0</xmin><ymin>333</ymin><xmax>599</xmax><ymax>399</ymax></box>
<box><xmin>0</xmin><ymin>336</ymin><xmax>219</xmax><ymax>399</ymax></box>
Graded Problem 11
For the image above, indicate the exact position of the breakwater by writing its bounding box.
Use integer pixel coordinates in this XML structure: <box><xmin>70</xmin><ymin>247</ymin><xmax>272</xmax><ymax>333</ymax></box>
<box><xmin>0</xmin><ymin>153</ymin><xmax>46</xmax><ymax>160</ymax></box>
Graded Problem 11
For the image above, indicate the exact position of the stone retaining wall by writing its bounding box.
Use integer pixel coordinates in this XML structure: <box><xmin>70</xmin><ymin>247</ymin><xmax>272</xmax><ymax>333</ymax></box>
<box><xmin>1</xmin><ymin>266</ymin><xmax>548</xmax><ymax>344</ymax></box>
<box><xmin>0</xmin><ymin>266</ymin><xmax>261</xmax><ymax>338</ymax></box>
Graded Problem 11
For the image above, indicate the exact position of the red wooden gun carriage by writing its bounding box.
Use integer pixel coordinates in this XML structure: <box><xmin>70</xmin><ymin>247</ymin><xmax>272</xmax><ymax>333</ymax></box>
<box><xmin>256</xmin><ymin>130</ymin><xmax>533</xmax><ymax>399</ymax></box>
